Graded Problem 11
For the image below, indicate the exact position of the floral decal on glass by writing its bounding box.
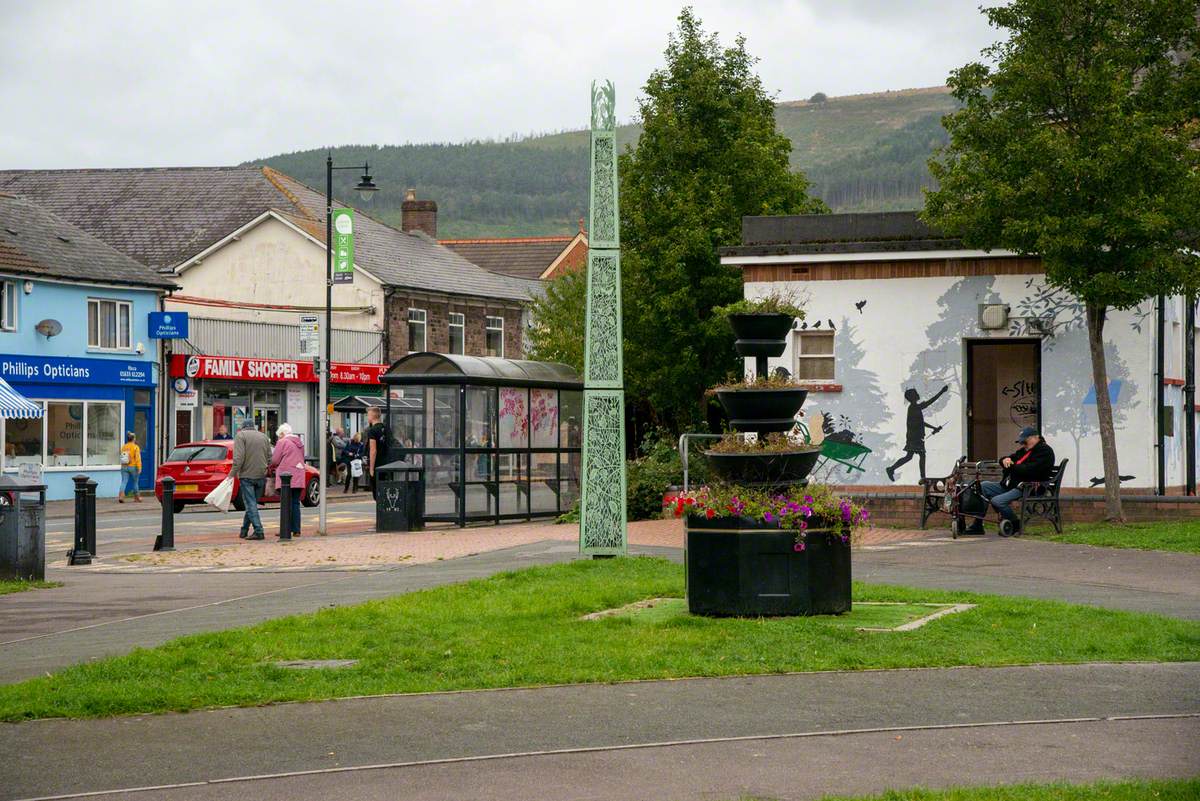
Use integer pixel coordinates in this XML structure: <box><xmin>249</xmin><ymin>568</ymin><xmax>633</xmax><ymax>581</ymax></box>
<box><xmin>499</xmin><ymin>388</ymin><xmax>529</xmax><ymax>448</ymax></box>
<box><xmin>531</xmin><ymin>389</ymin><xmax>559</xmax><ymax>449</ymax></box>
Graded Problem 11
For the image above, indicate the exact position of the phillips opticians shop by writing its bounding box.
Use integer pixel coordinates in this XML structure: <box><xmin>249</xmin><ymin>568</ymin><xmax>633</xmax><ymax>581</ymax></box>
<box><xmin>168</xmin><ymin>354</ymin><xmax>387</xmax><ymax>453</ymax></box>
<box><xmin>0</xmin><ymin>354</ymin><xmax>157</xmax><ymax>500</ymax></box>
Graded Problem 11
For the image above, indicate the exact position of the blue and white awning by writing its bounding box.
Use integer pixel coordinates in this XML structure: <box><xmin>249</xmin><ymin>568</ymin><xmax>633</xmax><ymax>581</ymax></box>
<box><xmin>0</xmin><ymin>377</ymin><xmax>42</xmax><ymax>419</ymax></box>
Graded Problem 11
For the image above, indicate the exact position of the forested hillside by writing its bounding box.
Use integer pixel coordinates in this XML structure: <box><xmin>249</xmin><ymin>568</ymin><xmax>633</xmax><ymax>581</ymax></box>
<box><xmin>247</xmin><ymin>87</ymin><xmax>958</xmax><ymax>238</ymax></box>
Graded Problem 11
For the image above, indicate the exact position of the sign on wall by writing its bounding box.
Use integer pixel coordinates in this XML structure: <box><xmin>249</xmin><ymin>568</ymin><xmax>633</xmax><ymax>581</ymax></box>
<box><xmin>332</xmin><ymin>209</ymin><xmax>355</xmax><ymax>285</ymax></box>
<box><xmin>0</xmin><ymin>355</ymin><xmax>155</xmax><ymax>386</ymax></box>
<box><xmin>170</xmin><ymin>354</ymin><xmax>385</xmax><ymax>384</ymax></box>
<box><xmin>148</xmin><ymin>311</ymin><xmax>189</xmax><ymax>339</ymax></box>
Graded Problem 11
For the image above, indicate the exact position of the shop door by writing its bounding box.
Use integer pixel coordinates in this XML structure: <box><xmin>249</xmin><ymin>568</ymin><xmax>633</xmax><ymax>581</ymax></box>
<box><xmin>967</xmin><ymin>340</ymin><xmax>1041</xmax><ymax>460</ymax></box>
<box><xmin>132</xmin><ymin>389</ymin><xmax>155</xmax><ymax>490</ymax></box>
<box><xmin>255</xmin><ymin>406</ymin><xmax>280</xmax><ymax>443</ymax></box>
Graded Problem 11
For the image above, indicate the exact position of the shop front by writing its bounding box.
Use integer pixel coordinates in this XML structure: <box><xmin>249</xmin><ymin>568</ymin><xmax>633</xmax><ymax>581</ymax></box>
<box><xmin>0</xmin><ymin>354</ymin><xmax>157</xmax><ymax>500</ymax></box>
<box><xmin>168</xmin><ymin>355</ymin><xmax>387</xmax><ymax>455</ymax></box>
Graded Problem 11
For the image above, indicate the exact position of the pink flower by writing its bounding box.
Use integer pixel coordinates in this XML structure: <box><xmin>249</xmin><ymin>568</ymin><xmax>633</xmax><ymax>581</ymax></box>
<box><xmin>794</xmin><ymin>542</ymin><xmax>806</xmax><ymax>552</ymax></box>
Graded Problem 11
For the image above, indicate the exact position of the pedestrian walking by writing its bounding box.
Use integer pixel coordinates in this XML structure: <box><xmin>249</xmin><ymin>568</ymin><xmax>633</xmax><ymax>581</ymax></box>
<box><xmin>232</xmin><ymin>420</ymin><xmax>272</xmax><ymax>540</ymax></box>
<box><xmin>341</xmin><ymin>432</ymin><xmax>364</xmax><ymax>494</ymax></box>
<box><xmin>270</xmin><ymin>422</ymin><xmax>306</xmax><ymax>538</ymax></box>
<box><xmin>118</xmin><ymin>432</ymin><xmax>141</xmax><ymax>502</ymax></box>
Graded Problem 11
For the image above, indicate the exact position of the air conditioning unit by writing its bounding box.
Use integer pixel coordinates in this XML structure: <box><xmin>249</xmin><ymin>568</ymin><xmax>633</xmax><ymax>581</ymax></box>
<box><xmin>979</xmin><ymin>304</ymin><xmax>1010</xmax><ymax>330</ymax></box>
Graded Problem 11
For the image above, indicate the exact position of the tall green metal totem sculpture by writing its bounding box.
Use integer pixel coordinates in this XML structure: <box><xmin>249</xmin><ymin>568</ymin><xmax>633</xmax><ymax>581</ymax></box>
<box><xmin>579</xmin><ymin>79</ymin><xmax>628</xmax><ymax>556</ymax></box>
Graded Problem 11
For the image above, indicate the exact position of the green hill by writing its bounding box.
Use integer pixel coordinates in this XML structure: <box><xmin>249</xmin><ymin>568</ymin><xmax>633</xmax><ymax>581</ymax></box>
<box><xmin>246</xmin><ymin>87</ymin><xmax>958</xmax><ymax>238</ymax></box>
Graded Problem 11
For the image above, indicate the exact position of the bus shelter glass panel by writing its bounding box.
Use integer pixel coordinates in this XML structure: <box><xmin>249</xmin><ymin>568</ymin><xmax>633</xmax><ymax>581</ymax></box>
<box><xmin>498</xmin><ymin>452</ymin><xmax>527</xmax><ymax>517</ymax></box>
<box><xmin>431</xmin><ymin>387</ymin><xmax>459</xmax><ymax>449</ymax></box>
<box><xmin>498</xmin><ymin>388</ymin><xmax>528</xmax><ymax>448</ymax></box>
<box><xmin>530</xmin><ymin>388</ymin><xmax>558</xmax><ymax>448</ymax></box>
<box><xmin>530</xmin><ymin>450</ymin><xmax>558</xmax><ymax>513</ymax></box>
<box><xmin>423</xmin><ymin>453</ymin><xmax>460</xmax><ymax>520</ymax></box>
<box><xmin>560</xmin><ymin>391</ymin><xmax>582</xmax><ymax>447</ymax></box>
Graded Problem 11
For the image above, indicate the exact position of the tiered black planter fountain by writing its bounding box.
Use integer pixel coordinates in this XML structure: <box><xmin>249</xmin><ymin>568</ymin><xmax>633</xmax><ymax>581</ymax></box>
<box><xmin>686</xmin><ymin>312</ymin><xmax>851</xmax><ymax>617</ymax></box>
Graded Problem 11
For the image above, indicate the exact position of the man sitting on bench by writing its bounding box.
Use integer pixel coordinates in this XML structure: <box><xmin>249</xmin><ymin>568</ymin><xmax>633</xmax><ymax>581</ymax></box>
<box><xmin>965</xmin><ymin>426</ymin><xmax>1055</xmax><ymax>536</ymax></box>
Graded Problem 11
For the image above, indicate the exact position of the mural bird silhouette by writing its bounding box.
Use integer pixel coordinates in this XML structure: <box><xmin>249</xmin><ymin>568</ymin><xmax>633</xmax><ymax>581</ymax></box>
<box><xmin>886</xmin><ymin>386</ymin><xmax>949</xmax><ymax>482</ymax></box>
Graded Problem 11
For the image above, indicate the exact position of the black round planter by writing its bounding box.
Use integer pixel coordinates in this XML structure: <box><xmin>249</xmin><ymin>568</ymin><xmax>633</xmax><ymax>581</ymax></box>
<box><xmin>685</xmin><ymin>515</ymin><xmax>851</xmax><ymax>616</ymax></box>
<box><xmin>703</xmin><ymin>448</ymin><xmax>821</xmax><ymax>485</ymax></box>
<box><xmin>729</xmin><ymin>313</ymin><xmax>794</xmax><ymax>359</ymax></box>
<box><xmin>715</xmin><ymin>387</ymin><xmax>809</xmax><ymax>433</ymax></box>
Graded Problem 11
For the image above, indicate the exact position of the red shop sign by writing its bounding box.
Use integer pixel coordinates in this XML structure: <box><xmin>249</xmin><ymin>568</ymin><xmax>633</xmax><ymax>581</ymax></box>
<box><xmin>169</xmin><ymin>355</ymin><xmax>387</xmax><ymax>385</ymax></box>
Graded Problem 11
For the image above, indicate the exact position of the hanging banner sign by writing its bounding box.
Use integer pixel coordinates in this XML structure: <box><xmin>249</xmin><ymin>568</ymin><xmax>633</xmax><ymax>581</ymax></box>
<box><xmin>170</xmin><ymin>355</ymin><xmax>386</xmax><ymax>384</ymax></box>
<box><xmin>148</xmin><ymin>311</ymin><xmax>189</xmax><ymax>339</ymax></box>
<box><xmin>332</xmin><ymin>208</ymin><xmax>355</xmax><ymax>285</ymax></box>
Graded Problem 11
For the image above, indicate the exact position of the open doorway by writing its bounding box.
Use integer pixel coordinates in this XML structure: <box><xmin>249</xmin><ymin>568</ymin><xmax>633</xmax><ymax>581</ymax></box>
<box><xmin>967</xmin><ymin>339</ymin><xmax>1041</xmax><ymax>460</ymax></box>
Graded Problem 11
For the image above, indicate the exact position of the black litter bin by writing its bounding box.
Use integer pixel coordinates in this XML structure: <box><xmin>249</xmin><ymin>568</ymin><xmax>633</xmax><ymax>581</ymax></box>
<box><xmin>0</xmin><ymin>475</ymin><xmax>47</xmax><ymax>581</ymax></box>
<box><xmin>375</xmin><ymin>460</ymin><xmax>425</xmax><ymax>532</ymax></box>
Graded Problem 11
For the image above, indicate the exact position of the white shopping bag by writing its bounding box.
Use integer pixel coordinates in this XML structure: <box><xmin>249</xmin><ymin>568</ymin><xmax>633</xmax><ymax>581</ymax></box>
<box><xmin>205</xmin><ymin>476</ymin><xmax>236</xmax><ymax>513</ymax></box>
<box><xmin>350</xmin><ymin>458</ymin><xmax>364</xmax><ymax>478</ymax></box>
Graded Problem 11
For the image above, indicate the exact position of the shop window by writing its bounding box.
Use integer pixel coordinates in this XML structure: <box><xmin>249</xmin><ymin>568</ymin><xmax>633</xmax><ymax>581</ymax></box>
<box><xmin>485</xmin><ymin>316</ymin><xmax>504</xmax><ymax>358</ymax></box>
<box><xmin>5</xmin><ymin>410</ymin><xmax>43</xmax><ymax>465</ymax></box>
<box><xmin>448</xmin><ymin>312</ymin><xmax>465</xmax><ymax>355</ymax></box>
<box><xmin>0</xmin><ymin>281</ymin><xmax>16</xmax><ymax>332</ymax></box>
<box><xmin>87</xmin><ymin>298</ymin><xmax>132</xmax><ymax>350</ymax></box>
<box><xmin>408</xmin><ymin>308</ymin><xmax>427</xmax><ymax>353</ymax></box>
<box><xmin>45</xmin><ymin>402</ymin><xmax>84</xmax><ymax>466</ymax></box>
<box><xmin>794</xmin><ymin>331</ymin><xmax>834</xmax><ymax>381</ymax></box>
<box><xmin>86</xmin><ymin>402</ymin><xmax>122</xmax><ymax>465</ymax></box>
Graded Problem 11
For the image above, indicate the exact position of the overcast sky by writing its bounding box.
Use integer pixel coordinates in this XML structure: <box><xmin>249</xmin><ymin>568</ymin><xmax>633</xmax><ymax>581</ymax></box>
<box><xmin>0</xmin><ymin>0</ymin><xmax>997</xmax><ymax>169</ymax></box>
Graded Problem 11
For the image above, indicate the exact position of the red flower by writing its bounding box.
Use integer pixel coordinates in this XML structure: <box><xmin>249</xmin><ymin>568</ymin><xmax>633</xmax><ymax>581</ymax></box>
<box><xmin>705</xmin><ymin>508</ymin><xmax>715</xmax><ymax>519</ymax></box>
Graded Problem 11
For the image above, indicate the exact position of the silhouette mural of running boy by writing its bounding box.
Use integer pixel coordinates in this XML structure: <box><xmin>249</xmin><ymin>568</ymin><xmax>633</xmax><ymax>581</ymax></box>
<box><xmin>886</xmin><ymin>386</ymin><xmax>948</xmax><ymax>482</ymax></box>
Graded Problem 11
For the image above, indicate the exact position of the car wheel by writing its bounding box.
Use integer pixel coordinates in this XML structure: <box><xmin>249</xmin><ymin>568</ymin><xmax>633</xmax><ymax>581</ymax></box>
<box><xmin>302</xmin><ymin>477</ymin><xmax>321</xmax><ymax>507</ymax></box>
<box><xmin>173</xmin><ymin>500</ymin><xmax>186</xmax><ymax>514</ymax></box>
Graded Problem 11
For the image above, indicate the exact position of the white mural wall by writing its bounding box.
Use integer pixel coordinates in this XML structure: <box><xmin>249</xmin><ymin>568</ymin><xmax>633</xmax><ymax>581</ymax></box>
<box><xmin>743</xmin><ymin>273</ymin><xmax>1189</xmax><ymax>490</ymax></box>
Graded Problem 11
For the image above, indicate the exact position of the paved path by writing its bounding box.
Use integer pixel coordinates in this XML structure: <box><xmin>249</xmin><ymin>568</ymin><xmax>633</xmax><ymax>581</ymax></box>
<box><xmin>2</xmin><ymin>662</ymin><xmax>1197</xmax><ymax>800</ymax></box>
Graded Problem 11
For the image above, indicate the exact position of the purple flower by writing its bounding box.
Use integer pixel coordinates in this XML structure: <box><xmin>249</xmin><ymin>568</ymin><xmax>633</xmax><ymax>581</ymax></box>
<box><xmin>794</xmin><ymin>542</ymin><xmax>806</xmax><ymax>552</ymax></box>
<box><xmin>764</xmin><ymin>511</ymin><xmax>775</xmax><ymax>523</ymax></box>
<box><xmin>804</xmin><ymin>495</ymin><xmax>814</xmax><ymax>505</ymax></box>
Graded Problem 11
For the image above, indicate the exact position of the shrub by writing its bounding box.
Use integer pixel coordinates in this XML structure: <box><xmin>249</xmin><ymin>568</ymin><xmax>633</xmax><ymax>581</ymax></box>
<box><xmin>625</xmin><ymin>430</ymin><xmax>710</xmax><ymax>521</ymax></box>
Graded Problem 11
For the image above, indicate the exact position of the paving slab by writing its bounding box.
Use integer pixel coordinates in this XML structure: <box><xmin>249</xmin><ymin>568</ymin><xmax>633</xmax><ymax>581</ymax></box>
<box><xmin>1</xmin><ymin>662</ymin><xmax>1197</xmax><ymax>800</ymax></box>
<box><xmin>54</xmin><ymin>718</ymin><xmax>1199</xmax><ymax>801</ymax></box>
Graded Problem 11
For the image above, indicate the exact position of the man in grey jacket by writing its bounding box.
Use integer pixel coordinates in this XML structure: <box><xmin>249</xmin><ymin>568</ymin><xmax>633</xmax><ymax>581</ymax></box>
<box><xmin>232</xmin><ymin>420</ymin><xmax>272</xmax><ymax>540</ymax></box>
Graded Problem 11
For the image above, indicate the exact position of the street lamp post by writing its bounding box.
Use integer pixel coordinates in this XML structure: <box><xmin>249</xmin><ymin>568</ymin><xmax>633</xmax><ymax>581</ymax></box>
<box><xmin>320</xmin><ymin>153</ymin><xmax>378</xmax><ymax>535</ymax></box>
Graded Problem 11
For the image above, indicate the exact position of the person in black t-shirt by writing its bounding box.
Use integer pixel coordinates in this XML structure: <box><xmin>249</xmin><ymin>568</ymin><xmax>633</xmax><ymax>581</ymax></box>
<box><xmin>364</xmin><ymin>407</ymin><xmax>388</xmax><ymax>499</ymax></box>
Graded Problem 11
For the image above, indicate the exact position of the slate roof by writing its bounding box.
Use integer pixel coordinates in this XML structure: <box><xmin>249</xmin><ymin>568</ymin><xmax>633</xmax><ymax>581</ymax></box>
<box><xmin>440</xmin><ymin>236</ymin><xmax>578</xmax><ymax>280</ymax></box>
<box><xmin>0</xmin><ymin>167</ymin><xmax>534</xmax><ymax>302</ymax></box>
<box><xmin>720</xmin><ymin>211</ymin><xmax>965</xmax><ymax>258</ymax></box>
<box><xmin>0</xmin><ymin>193</ymin><xmax>177</xmax><ymax>288</ymax></box>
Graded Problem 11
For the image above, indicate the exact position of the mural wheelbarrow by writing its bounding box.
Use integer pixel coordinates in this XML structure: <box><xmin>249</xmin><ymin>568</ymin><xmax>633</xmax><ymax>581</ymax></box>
<box><xmin>815</xmin><ymin>439</ymin><xmax>872</xmax><ymax>475</ymax></box>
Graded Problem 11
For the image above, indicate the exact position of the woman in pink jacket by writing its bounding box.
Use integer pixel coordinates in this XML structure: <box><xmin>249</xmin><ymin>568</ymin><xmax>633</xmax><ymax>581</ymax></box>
<box><xmin>270</xmin><ymin>423</ymin><xmax>306</xmax><ymax>537</ymax></box>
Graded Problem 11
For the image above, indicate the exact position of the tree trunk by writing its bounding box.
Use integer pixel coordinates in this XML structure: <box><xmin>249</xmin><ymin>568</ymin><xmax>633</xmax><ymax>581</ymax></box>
<box><xmin>1085</xmin><ymin>301</ymin><xmax>1124</xmax><ymax>521</ymax></box>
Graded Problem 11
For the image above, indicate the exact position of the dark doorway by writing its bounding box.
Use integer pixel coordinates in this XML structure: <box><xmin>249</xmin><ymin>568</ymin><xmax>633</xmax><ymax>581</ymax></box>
<box><xmin>967</xmin><ymin>339</ymin><xmax>1041</xmax><ymax>460</ymax></box>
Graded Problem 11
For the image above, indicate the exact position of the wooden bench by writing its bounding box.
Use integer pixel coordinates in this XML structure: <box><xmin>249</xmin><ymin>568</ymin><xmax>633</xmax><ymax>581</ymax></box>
<box><xmin>920</xmin><ymin>458</ymin><xmax>1003</xmax><ymax>529</ymax></box>
<box><xmin>1017</xmin><ymin>458</ymin><xmax>1069</xmax><ymax>534</ymax></box>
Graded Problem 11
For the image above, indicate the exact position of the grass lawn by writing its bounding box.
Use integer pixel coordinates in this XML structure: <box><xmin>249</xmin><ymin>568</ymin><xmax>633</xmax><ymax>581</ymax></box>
<box><xmin>744</xmin><ymin>778</ymin><xmax>1200</xmax><ymax>801</ymax></box>
<box><xmin>0</xmin><ymin>579</ymin><xmax>62</xmax><ymax>595</ymax></box>
<box><xmin>1031</xmin><ymin>520</ymin><xmax>1200</xmax><ymax>554</ymax></box>
<box><xmin>0</xmin><ymin>557</ymin><xmax>1196</xmax><ymax>721</ymax></box>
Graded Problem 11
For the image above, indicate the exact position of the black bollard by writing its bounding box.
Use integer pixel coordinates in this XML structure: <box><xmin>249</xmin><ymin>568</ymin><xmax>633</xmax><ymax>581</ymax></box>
<box><xmin>278</xmin><ymin>474</ymin><xmax>292</xmax><ymax>542</ymax></box>
<box><xmin>84</xmin><ymin>479</ymin><xmax>97</xmax><ymax>558</ymax></box>
<box><xmin>68</xmin><ymin>475</ymin><xmax>92</xmax><ymax>566</ymax></box>
<box><xmin>155</xmin><ymin>476</ymin><xmax>175</xmax><ymax>552</ymax></box>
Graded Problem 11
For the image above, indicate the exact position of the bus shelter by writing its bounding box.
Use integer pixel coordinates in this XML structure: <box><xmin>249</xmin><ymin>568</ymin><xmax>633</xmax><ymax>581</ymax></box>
<box><xmin>381</xmin><ymin>353</ymin><xmax>583</xmax><ymax>527</ymax></box>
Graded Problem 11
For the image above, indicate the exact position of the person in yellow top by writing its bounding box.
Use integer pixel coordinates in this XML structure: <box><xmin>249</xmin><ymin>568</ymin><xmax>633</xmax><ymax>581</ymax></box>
<box><xmin>119</xmin><ymin>432</ymin><xmax>142</xmax><ymax>502</ymax></box>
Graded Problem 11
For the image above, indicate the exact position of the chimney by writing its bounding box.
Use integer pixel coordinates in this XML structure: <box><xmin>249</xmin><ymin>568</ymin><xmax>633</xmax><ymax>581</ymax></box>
<box><xmin>401</xmin><ymin>188</ymin><xmax>438</xmax><ymax>238</ymax></box>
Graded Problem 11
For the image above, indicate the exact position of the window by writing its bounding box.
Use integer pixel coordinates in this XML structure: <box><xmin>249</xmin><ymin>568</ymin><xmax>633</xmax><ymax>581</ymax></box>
<box><xmin>0</xmin><ymin>281</ymin><xmax>16</xmax><ymax>331</ymax></box>
<box><xmin>2</xmin><ymin>399</ymin><xmax>125</xmax><ymax>468</ymax></box>
<box><xmin>408</xmin><ymin>308</ymin><xmax>427</xmax><ymax>353</ymax></box>
<box><xmin>485</xmin><ymin>315</ymin><xmax>504</xmax><ymax>357</ymax></box>
<box><xmin>795</xmin><ymin>331</ymin><xmax>834</xmax><ymax>381</ymax></box>
<box><xmin>88</xmin><ymin>298</ymin><xmax>132</xmax><ymax>350</ymax></box>
<box><xmin>448</xmin><ymin>312</ymin><xmax>465</xmax><ymax>355</ymax></box>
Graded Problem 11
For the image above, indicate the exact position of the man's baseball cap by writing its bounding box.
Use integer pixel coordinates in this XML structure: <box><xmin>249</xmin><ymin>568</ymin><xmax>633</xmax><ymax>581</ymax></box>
<box><xmin>1016</xmin><ymin>426</ymin><xmax>1039</xmax><ymax>442</ymax></box>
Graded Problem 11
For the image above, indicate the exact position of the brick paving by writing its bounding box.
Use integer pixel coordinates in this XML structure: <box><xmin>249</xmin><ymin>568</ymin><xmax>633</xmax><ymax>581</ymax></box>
<box><xmin>71</xmin><ymin>515</ymin><xmax>939</xmax><ymax>572</ymax></box>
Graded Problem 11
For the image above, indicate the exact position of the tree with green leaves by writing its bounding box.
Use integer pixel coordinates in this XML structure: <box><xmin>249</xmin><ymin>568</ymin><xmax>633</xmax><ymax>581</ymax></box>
<box><xmin>619</xmin><ymin>8</ymin><xmax>827</xmax><ymax>434</ymax></box>
<box><xmin>924</xmin><ymin>0</ymin><xmax>1200</xmax><ymax>520</ymax></box>
<box><xmin>528</xmin><ymin>268</ymin><xmax>586</xmax><ymax>373</ymax></box>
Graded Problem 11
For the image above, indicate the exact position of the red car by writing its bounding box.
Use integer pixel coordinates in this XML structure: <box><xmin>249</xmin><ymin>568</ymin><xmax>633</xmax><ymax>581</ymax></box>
<box><xmin>155</xmin><ymin>440</ymin><xmax>321</xmax><ymax>514</ymax></box>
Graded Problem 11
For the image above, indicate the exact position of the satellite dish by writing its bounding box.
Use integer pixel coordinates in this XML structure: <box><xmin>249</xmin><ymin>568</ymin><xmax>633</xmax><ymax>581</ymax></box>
<box><xmin>35</xmin><ymin>319</ymin><xmax>62</xmax><ymax>338</ymax></box>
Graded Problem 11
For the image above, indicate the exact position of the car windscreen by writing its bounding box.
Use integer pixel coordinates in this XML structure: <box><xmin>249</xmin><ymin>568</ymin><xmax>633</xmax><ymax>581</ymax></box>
<box><xmin>166</xmin><ymin>445</ymin><xmax>229</xmax><ymax>462</ymax></box>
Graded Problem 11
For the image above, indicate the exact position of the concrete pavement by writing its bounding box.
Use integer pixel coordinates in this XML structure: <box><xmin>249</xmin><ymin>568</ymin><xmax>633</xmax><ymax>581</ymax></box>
<box><xmin>2</xmin><ymin>662</ymin><xmax>1197</xmax><ymax>800</ymax></box>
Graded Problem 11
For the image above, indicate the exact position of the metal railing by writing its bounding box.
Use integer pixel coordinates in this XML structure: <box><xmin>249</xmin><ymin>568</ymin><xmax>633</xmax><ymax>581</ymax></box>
<box><xmin>678</xmin><ymin>433</ymin><xmax>723</xmax><ymax>493</ymax></box>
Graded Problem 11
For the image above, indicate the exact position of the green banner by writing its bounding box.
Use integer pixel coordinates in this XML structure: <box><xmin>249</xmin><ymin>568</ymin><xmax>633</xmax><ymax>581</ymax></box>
<box><xmin>332</xmin><ymin>208</ymin><xmax>354</xmax><ymax>284</ymax></box>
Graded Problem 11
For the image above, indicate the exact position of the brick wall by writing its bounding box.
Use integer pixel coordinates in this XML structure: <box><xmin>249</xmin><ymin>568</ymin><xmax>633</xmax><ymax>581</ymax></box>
<box><xmin>386</xmin><ymin>293</ymin><xmax>524</xmax><ymax>361</ymax></box>
<box><xmin>844</xmin><ymin>490</ymin><xmax>1200</xmax><ymax>529</ymax></box>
